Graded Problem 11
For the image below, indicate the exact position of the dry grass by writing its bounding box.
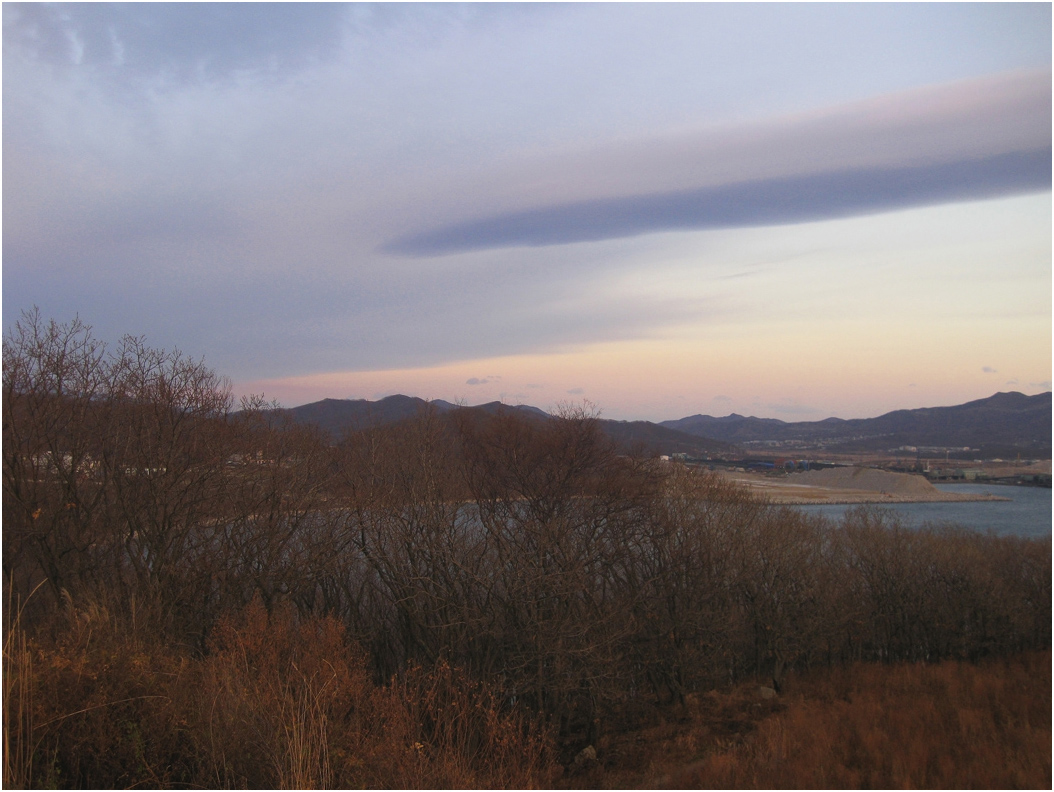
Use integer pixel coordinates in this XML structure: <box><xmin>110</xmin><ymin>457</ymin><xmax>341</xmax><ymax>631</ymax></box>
<box><xmin>5</xmin><ymin>591</ymin><xmax>1048</xmax><ymax>789</ymax></box>
<box><xmin>2</xmin><ymin>594</ymin><xmax>557</xmax><ymax>789</ymax></box>
<box><xmin>3</xmin><ymin>592</ymin><xmax>36</xmax><ymax>789</ymax></box>
<box><xmin>643</xmin><ymin>651</ymin><xmax>1051</xmax><ymax>789</ymax></box>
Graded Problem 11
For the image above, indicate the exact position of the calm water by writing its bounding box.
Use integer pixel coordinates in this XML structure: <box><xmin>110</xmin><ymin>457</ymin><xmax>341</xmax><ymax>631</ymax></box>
<box><xmin>792</xmin><ymin>484</ymin><xmax>1052</xmax><ymax>539</ymax></box>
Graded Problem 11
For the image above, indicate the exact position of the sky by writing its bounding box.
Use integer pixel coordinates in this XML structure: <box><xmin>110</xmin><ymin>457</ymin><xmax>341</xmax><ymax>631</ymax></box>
<box><xmin>3</xmin><ymin>2</ymin><xmax>1051</xmax><ymax>422</ymax></box>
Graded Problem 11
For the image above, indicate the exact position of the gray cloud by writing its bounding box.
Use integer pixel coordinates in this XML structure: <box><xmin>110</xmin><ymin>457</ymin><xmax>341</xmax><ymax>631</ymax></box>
<box><xmin>3</xmin><ymin>4</ymin><xmax>1050</xmax><ymax>399</ymax></box>
<box><xmin>567</xmin><ymin>388</ymin><xmax>585</xmax><ymax>395</ymax></box>
<box><xmin>377</xmin><ymin>68</ymin><xmax>1051</xmax><ymax>254</ymax></box>
<box><xmin>386</xmin><ymin>148</ymin><xmax>1051</xmax><ymax>256</ymax></box>
<box><xmin>982</xmin><ymin>366</ymin><xmax>998</xmax><ymax>373</ymax></box>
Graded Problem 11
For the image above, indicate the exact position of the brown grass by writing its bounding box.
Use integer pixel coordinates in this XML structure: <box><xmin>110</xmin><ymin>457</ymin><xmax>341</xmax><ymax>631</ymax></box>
<box><xmin>3</xmin><ymin>589</ymin><xmax>37</xmax><ymax>789</ymax></box>
<box><xmin>4</xmin><ymin>590</ymin><xmax>1048</xmax><ymax>789</ymax></box>
<box><xmin>3</xmin><ymin>594</ymin><xmax>557</xmax><ymax>789</ymax></box>
<box><xmin>642</xmin><ymin>651</ymin><xmax>1051</xmax><ymax>789</ymax></box>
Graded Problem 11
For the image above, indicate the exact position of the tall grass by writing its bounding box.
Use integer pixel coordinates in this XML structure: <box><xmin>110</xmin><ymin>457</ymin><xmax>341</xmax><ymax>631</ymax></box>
<box><xmin>3</xmin><ymin>593</ymin><xmax>556</xmax><ymax>789</ymax></box>
<box><xmin>5</xmin><ymin>591</ymin><xmax>1049</xmax><ymax>788</ymax></box>
<box><xmin>670</xmin><ymin>651</ymin><xmax>1051</xmax><ymax>789</ymax></box>
<box><xmin>274</xmin><ymin>676</ymin><xmax>333</xmax><ymax>789</ymax></box>
<box><xmin>3</xmin><ymin>597</ymin><xmax>35</xmax><ymax>788</ymax></box>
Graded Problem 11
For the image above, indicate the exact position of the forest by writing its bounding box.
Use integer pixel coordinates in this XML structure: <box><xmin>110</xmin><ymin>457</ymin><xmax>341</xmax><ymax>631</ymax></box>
<box><xmin>4</xmin><ymin>310</ymin><xmax>1051</xmax><ymax>788</ymax></box>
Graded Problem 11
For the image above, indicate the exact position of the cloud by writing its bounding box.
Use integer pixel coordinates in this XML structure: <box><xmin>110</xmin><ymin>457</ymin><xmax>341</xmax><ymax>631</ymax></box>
<box><xmin>3</xmin><ymin>3</ymin><xmax>346</xmax><ymax>87</ymax></box>
<box><xmin>386</xmin><ymin>148</ymin><xmax>1051</xmax><ymax>256</ymax></box>
<box><xmin>3</xmin><ymin>4</ymin><xmax>1049</xmax><ymax>411</ymax></box>
<box><xmin>982</xmin><ymin>366</ymin><xmax>998</xmax><ymax>373</ymax></box>
<box><xmin>567</xmin><ymin>388</ymin><xmax>585</xmax><ymax>395</ymax></box>
<box><xmin>383</xmin><ymin>69</ymin><xmax>1052</xmax><ymax>256</ymax></box>
<box><xmin>466</xmin><ymin>376</ymin><xmax>500</xmax><ymax>386</ymax></box>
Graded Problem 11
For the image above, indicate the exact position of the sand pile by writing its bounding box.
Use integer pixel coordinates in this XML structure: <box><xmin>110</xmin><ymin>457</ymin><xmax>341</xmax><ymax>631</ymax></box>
<box><xmin>791</xmin><ymin>467</ymin><xmax>939</xmax><ymax>497</ymax></box>
<box><xmin>718</xmin><ymin>466</ymin><xmax>1007</xmax><ymax>503</ymax></box>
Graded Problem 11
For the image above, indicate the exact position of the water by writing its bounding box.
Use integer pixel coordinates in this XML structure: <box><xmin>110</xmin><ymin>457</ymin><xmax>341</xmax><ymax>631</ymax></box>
<box><xmin>791</xmin><ymin>484</ymin><xmax>1052</xmax><ymax>539</ymax></box>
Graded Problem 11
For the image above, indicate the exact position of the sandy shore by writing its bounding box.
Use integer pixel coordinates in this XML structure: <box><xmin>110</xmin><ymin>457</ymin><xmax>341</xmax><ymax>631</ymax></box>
<box><xmin>717</xmin><ymin>467</ymin><xmax>1010</xmax><ymax>505</ymax></box>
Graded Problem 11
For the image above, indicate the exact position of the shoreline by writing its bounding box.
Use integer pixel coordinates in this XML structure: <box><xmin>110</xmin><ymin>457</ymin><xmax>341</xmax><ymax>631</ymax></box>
<box><xmin>714</xmin><ymin>470</ymin><xmax>1012</xmax><ymax>505</ymax></box>
<box><xmin>761</xmin><ymin>493</ymin><xmax>1011</xmax><ymax>505</ymax></box>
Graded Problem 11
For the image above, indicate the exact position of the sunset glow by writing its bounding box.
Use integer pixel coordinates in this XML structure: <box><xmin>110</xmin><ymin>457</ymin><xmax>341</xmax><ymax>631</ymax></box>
<box><xmin>4</xmin><ymin>3</ymin><xmax>1050</xmax><ymax>421</ymax></box>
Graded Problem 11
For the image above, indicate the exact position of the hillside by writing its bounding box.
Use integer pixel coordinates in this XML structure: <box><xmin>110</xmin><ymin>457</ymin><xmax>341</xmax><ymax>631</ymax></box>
<box><xmin>279</xmin><ymin>391</ymin><xmax>1051</xmax><ymax>459</ymax></box>
<box><xmin>593</xmin><ymin>418</ymin><xmax>735</xmax><ymax>457</ymax></box>
<box><xmin>281</xmin><ymin>396</ymin><xmax>735</xmax><ymax>457</ymax></box>
<box><xmin>660</xmin><ymin>391</ymin><xmax>1051</xmax><ymax>457</ymax></box>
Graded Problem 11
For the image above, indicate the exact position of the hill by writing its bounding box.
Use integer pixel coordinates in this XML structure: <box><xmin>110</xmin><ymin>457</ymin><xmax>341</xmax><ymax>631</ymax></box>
<box><xmin>278</xmin><ymin>391</ymin><xmax>1051</xmax><ymax>460</ymax></box>
<box><xmin>280</xmin><ymin>396</ymin><xmax>734</xmax><ymax>457</ymax></box>
<box><xmin>282</xmin><ymin>395</ymin><xmax>543</xmax><ymax>433</ymax></box>
<box><xmin>660</xmin><ymin>391</ymin><xmax>1051</xmax><ymax>458</ymax></box>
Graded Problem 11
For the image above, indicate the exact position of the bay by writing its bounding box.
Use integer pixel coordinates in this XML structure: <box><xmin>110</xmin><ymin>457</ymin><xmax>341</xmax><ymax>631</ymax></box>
<box><xmin>791</xmin><ymin>483</ymin><xmax>1052</xmax><ymax>539</ymax></box>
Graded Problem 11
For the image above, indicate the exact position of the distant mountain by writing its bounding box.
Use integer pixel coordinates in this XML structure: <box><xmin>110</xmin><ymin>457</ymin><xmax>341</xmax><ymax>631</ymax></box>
<box><xmin>282</xmin><ymin>395</ymin><xmax>544</xmax><ymax>435</ymax></box>
<box><xmin>660</xmin><ymin>392</ymin><xmax>1052</xmax><ymax>457</ymax></box>
<box><xmin>280</xmin><ymin>395</ymin><xmax>733</xmax><ymax>457</ymax></box>
<box><xmin>595</xmin><ymin>419</ymin><xmax>735</xmax><ymax>457</ymax></box>
<box><xmin>283</xmin><ymin>395</ymin><xmax>450</xmax><ymax>436</ymax></box>
<box><xmin>278</xmin><ymin>391</ymin><xmax>1050</xmax><ymax>459</ymax></box>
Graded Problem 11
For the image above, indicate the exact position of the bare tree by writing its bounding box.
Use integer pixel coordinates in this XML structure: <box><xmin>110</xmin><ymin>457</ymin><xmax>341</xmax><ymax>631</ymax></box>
<box><xmin>3</xmin><ymin>309</ymin><xmax>110</xmax><ymax>608</ymax></box>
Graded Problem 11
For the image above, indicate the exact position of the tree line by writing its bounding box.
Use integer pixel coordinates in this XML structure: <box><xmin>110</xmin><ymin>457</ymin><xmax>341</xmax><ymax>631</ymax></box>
<box><xmin>4</xmin><ymin>309</ymin><xmax>1051</xmax><ymax>746</ymax></box>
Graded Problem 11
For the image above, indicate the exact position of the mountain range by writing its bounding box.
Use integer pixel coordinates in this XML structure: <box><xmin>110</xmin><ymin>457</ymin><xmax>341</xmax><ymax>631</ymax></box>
<box><xmin>281</xmin><ymin>391</ymin><xmax>1052</xmax><ymax>459</ymax></box>
<box><xmin>280</xmin><ymin>395</ymin><xmax>734</xmax><ymax>457</ymax></box>
<box><xmin>660</xmin><ymin>391</ymin><xmax>1051</xmax><ymax>457</ymax></box>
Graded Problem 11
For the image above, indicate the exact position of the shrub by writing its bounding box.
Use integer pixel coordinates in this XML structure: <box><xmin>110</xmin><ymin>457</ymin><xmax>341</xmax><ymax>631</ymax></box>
<box><xmin>676</xmin><ymin>651</ymin><xmax>1052</xmax><ymax>789</ymax></box>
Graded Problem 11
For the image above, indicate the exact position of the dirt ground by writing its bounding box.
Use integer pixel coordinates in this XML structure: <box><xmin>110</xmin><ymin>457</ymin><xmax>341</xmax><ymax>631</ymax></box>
<box><xmin>715</xmin><ymin>466</ymin><xmax>1009</xmax><ymax>504</ymax></box>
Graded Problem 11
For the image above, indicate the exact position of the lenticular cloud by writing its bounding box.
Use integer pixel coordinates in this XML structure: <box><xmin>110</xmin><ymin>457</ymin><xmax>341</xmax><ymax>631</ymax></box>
<box><xmin>385</xmin><ymin>147</ymin><xmax>1052</xmax><ymax>256</ymax></box>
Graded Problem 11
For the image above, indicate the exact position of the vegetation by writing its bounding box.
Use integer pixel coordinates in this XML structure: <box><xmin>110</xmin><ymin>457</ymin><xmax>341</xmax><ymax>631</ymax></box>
<box><xmin>4</xmin><ymin>310</ymin><xmax>1051</xmax><ymax>788</ymax></box>
<box><xmin>569</xmin><ymin>650</ymin><xmax>1051</xmax><ymax>789</ymax></box>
